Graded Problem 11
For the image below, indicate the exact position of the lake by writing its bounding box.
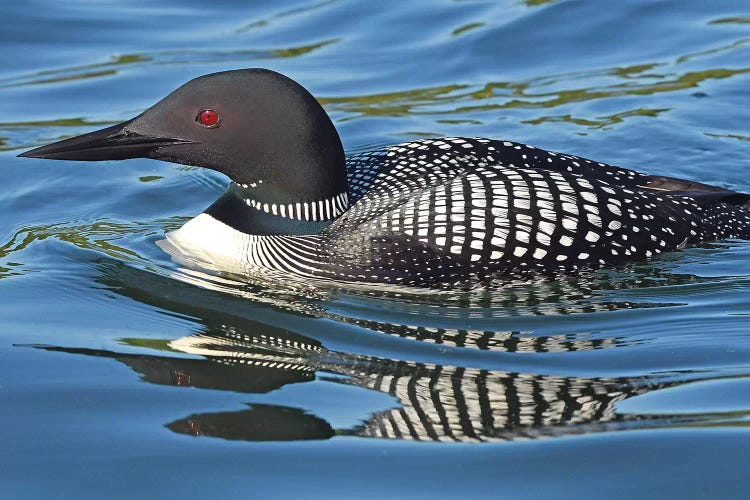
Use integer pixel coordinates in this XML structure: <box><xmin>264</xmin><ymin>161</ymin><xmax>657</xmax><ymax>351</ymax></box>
<box><xmin>2</xmin><ymin>0</ymin><xmax>750</xmax><ymax>498</ymax></box>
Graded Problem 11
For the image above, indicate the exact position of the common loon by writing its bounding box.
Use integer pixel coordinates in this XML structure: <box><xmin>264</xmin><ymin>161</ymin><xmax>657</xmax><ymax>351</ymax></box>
<box><xmin>19</xmin><ymin>68</ymin><xmax>750</xmax><ymax>287</ymax></box>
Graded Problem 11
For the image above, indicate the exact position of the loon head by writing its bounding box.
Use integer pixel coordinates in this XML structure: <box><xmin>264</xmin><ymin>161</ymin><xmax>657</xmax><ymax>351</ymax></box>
<box><xmin>19</xmin><ymin>69</ymin><xmax>348</xmax><ymax>218</ymax></box>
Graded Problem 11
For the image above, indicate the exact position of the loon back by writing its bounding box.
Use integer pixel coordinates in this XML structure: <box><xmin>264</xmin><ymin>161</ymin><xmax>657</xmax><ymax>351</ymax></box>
<box><xmin>315</xmin><ymin>137</ymin><xmax>750</xmax><ymax>285</ymax></box>
<box><xmin>18</xmin><ymin>68</ymin><xmax>750</xmax><ymax>287</ymax></box>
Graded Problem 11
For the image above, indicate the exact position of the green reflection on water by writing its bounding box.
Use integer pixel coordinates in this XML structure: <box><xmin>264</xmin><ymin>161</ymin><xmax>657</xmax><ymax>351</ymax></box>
<box><xmin>0</xmin><ymin>262</ymin><xmax>25</xmax><ymax>279</ymax></box>
<box><xmin>139</xmin><ymin>175</ymin><xmax>163</xmax><ymax>183</ymax></box>
<box><xmin>0</xmin><ymin>118</ymin><xmax>111</xmax><ymax>129</ymax></box>
<box><xmin>706</xmin><ymin>132</ymin><xmax>750</xmax><ymax>142</ymax></box>
<box><xmin>523</xmin><ymin>107</ymin><xmax>670</xmax><ymax>129</ymax></box>
<box><xmin>235</xmin><ymin>0</ymin><xmax>339</xmax><ymax>34</ymax></box>
<box><xmin>319</xmin><ymin>66</ymin><xmax>748</xmax><ymax>127</ymax></box>
<box><xmin>676</xmin><ymin>37</ymin><xmax>750</xmax><ymax>64</ymax></box>
<box><xmin>319</xmin><ymin>84</ymin><xmax>469</xmax><ymax>117</ymax></box>
<box><xmin>0</xmin><ymin>117</ymin><xmax>116</xmax><ymax>151</ymax></box>
<box><xmin>0</xmin><ymin>221</ymin><xmax>155</xmax><ymax>278</ymax></box>
<box><xmin>709</xmin><ymin>17</ymin><xmax>750</xmax><ymax>25</ymax></box>
<box><xmin>272</xmin><ymin>38</ymin><xmax>339</xmax><ymax>58</ymax></box>
<box><xmin>0</xmin><ymin>217</ymin><xmax>189</xmax><ymax>279</ymax></box>
<box><xmin>0</xmin><ymin>39</ymin><xmax>338</xmax><ymax>90</ymax></box>
<box><xmin>0</xmin><ymin>54</ymin><xmax>150</xmax><ymax>89</ymax></box>
<box><xmin>452</xmin><ymin>22</ymin><xmax>484</xmax><ymax>36</ymax></box>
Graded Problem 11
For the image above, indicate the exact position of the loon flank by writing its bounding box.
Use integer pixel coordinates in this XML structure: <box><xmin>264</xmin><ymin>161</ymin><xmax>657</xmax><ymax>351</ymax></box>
<box><xmin>19</xmin><ymin>69</ymin><xmax>750</xmax><ymax>286</ymax></box>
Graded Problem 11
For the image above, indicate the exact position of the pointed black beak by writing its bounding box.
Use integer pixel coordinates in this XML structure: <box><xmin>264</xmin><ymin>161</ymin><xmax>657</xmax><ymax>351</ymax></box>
<box><xmin>18</xmin><ymin>120</ymin><xmax>193</xmax><ymax>161</ymax></box>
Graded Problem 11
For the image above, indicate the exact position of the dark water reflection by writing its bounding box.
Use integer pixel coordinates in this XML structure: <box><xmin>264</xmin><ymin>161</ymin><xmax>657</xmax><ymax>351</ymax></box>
<box><xmin>25</xmin><ymin>261</ymin><xmax>747</xmax><ymax>444</ymax></box>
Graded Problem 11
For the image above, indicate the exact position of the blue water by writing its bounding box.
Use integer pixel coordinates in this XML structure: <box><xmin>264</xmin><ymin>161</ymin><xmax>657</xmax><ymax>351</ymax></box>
<box><xmin>2</xmin><ymin>1</ymin><xmax>750</xmax><ymax>498</ymax></box>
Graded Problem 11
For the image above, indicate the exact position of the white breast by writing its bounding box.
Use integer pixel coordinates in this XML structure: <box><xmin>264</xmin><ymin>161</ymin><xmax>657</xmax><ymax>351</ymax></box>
<box><xmin>158</xmin><ymin>213</ymin><xmax>250</xmax><ymax>274</ymax></box>
<box><xmin>158</xmin><ymin>213</ymin><xmax>330</xmax><ymax>280</ymax></box>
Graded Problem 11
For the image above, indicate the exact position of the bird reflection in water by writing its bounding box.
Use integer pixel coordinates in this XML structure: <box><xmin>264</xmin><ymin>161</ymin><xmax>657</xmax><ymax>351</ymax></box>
<box><xmin>33</xmin><ymin>327</ymin><xmax>687</xmax><ymax>443</ymax></box>
<box><xmin>166</xmin><ymin>331</ymin><xmax>671</xmax><ymax>442</ymax></box>
<box><xmin>22</xmin><ymin>261</ymin><xmax>713</xmax><ymax>443</ymax></box>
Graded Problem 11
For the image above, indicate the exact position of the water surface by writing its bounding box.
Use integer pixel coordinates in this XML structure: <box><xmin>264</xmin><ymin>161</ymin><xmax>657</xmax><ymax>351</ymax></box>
<box><xmin>2</xmin><ymin>1</ymin><xmax>750</xmax><ymax>498</ymax></box>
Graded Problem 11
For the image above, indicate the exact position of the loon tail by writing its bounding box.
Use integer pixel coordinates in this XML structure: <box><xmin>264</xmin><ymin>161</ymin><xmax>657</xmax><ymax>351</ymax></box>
<box><xmin>644</xmin><ymin>174</ymin><xmax>750</xmax><ymax>206</ymax></box>
<box><xmin>642</xmin><ymin>174</ymin><xmax>750</xmax><ymax>238</ymax></box>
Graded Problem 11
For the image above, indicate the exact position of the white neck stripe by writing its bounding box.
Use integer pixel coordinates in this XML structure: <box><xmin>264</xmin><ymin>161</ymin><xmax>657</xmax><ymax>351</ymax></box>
<box><xmin>244</xmin><ymin>192</ymin><xmax>349</xmax><ymax>221</ymax></box>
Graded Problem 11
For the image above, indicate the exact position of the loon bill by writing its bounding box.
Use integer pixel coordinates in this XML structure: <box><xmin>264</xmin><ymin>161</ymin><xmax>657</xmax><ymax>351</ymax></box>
<box><xmin>19</xmin><ymin>68</ymin><xmax>750</xmax><ymax>287</ymax></box>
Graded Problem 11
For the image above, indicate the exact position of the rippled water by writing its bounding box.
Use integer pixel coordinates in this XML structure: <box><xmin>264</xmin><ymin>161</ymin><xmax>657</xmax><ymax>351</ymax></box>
<box><xmin>3</xmin><ymin>1</ymin><xmax>750</xmax><ymax>497</ymax></box>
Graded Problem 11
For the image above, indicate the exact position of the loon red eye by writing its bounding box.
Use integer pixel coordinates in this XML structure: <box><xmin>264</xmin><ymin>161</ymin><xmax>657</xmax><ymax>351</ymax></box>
<box><xmin>196</xmin><ymin>109</ymin><xmax>220</xmax><ymax>128</ymax></box>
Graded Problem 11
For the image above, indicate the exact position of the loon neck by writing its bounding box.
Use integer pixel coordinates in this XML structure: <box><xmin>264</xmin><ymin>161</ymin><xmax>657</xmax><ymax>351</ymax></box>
<box><xmin>204</xmin><ymin>183</ymin><xmax>348</xmax><ymax>236</ymax></box>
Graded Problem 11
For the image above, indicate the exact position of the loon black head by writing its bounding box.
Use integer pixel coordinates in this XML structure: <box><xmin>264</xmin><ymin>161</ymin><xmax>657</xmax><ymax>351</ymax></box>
<box><xmin>20</xmin><ymin>69</ymin><xmax>348</xmax><ymax>226</ymax></box>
